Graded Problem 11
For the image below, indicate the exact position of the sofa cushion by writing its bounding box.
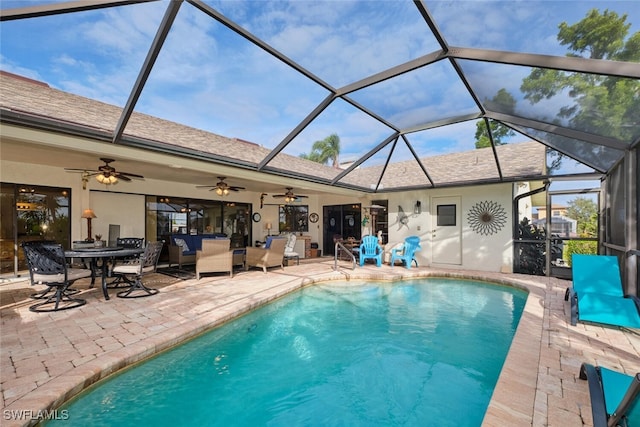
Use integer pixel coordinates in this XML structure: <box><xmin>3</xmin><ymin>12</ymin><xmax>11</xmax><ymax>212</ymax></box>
<box><xmin>173</xmin><ymin>237</ymin><xmax>190</xmax><ymax>253</ymax></box>
<box><xmin>171</xmin><ymin>234</ymin><xmax>228</xmax><ymax>256</ymax></box>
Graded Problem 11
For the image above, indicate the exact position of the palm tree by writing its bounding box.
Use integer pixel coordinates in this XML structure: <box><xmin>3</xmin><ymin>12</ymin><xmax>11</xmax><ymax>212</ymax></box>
<box><xmin>299</xmin><ymin>133</ymin><xmax>341</xmax><ymax>167</ymax></box>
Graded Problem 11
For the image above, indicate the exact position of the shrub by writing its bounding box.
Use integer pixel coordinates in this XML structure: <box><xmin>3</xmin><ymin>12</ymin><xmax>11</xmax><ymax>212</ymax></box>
<box><xmin>565</xmin><ymin>240</ymin><xmax>597</xmax><ymax>266</ymax></box>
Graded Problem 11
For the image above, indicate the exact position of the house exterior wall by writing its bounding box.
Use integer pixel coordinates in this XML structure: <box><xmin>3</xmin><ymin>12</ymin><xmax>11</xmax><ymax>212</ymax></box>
<box><xmin>1</xmin><ymin>158</ymin><xmax>330</xmax><ymax>250</ymax></box>
<box><xmin>536</xmin><ymin>205</ymin><xmax>568</xmax><ymax>220</ymax></box>
<box><xmin>91</xmin><ymin>192</ymin><xmax>146</xmax><ymax>242</ymax></box>
<box><xmin>376</xmin><ymin>183</ymin><xmax>514</xmax><ymax>273</ymax></box>
<box><xmin>2</xmin><ymin>155</ymin><xmax>516</xmax><ymax>273</ymax></box>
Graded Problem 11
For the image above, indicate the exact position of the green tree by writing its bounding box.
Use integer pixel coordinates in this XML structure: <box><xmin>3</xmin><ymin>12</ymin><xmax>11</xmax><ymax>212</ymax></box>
<box><xmin>520</xmin><ymin>9</ymin><xmax>640</xmax><ymax>142</ymax></box>
<box><xmin>565</xmin><ymin>196</ymin><xmax>598</xmax><ymax>237</ymax></box>
<box><xmin>474</xmin><ymin>121</ymin><xmax>515</xmax><ymax>148</ymax></box>
<box><xmin>560</xmin><ymin>197</ymin><xmax>599</xmax><ymax>263</ymax></box>
<box><xmin>474</xmin><ymin>89</ymin><xmax>516</xmax><ymax>148</ymax></box>
<box><xmin>299</xmin><ymin>133</ymin><xmax>341</xmax><ymax>167</ymax></box>
<box><xmin>298</xmin><ymin>151</ymin><xmax>323</xmax><ymax>163</ymax></box>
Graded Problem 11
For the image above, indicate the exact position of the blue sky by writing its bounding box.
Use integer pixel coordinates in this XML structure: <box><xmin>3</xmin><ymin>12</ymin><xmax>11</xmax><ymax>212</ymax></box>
<box><xmin>1</xmin><ymin>0</ymin><xmax>638</xmax><ymax>177</ymax></box>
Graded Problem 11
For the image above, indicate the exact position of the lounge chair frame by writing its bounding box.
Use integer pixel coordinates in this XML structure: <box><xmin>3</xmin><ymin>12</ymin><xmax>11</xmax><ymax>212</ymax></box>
<box><xmin>566</xmin><ymin>255</ymin><xmax>640</xmax><ymax>328</ymax></box>
<box><xmin>580</xmin><ymin>363</ymin><xmax>640</xmax><ymax>427</ymax></box>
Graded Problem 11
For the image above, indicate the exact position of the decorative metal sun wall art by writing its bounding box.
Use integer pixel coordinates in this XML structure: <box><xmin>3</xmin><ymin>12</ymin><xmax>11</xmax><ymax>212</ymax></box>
<box><xmin>467</xmin><ymin>200</ymin><xmax>507</xmax><ymax>236</ymax></box>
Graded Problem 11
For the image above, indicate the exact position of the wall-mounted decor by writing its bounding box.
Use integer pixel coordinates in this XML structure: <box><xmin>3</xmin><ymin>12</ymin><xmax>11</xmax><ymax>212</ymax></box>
<box><xmin>396</xmin><ymin>205</ymin><xmax>409</xmax><ymax>230</ymax></box>
<box><xmin>467</xmin><ymin>200</ymin><xmax>507</xmax><ymax>236</ymax></box>
<box><xmin>309</xmin><ymin>212</ymin><xmax>319</xmax><ymax>223</ymax></box>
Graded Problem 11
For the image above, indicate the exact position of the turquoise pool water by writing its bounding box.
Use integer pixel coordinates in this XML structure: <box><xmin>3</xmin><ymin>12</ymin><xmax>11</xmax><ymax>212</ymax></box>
<box><xmin>46</xmin><ymin>278</ymin><xmax>526</xmax><ymax>427</ymax></box>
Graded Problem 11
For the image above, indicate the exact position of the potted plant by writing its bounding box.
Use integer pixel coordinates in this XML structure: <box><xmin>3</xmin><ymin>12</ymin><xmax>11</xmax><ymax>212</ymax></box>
<box><xmin>94</xmin><ymin>234</ymin><xmax>104</xmax><ymax>247</ymax></box>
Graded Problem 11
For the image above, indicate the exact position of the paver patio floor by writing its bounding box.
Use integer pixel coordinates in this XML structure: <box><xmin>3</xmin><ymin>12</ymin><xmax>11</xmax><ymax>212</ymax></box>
<box><xmin>1</xmin><ymin>258</ymin><xmax>639</xmax><ymax>426</ymax></box>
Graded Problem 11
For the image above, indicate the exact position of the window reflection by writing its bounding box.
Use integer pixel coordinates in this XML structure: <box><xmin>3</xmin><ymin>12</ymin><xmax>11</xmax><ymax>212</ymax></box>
<box><xmin>1</xmin><ymin>183</ymin><xmax>71</xmax><ymax>275</ymax></box>
<box><xmin>148</xmin><ymin>197</ymin><xmax>251</xmax><ymax>255</ymax></box>
<box><xmin>279</xmin><ymin>205</ymin><xmax>309</xmax><ymax>233</ymax></box>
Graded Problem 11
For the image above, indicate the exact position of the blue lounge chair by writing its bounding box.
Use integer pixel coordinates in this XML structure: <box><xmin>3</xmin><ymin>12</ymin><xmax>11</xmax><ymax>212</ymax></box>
<box><xmin>359</xmin><ymin>235</ymin><xmax>383</xmax><ymax>267</ymax></box>
<box><xmin>580</xmin><ymin>363</ymin><xmax>640</xmax><ymax>427</ymax></box>
<box><xmin>566</xmin><ymin>254</ymin><xmax>640</xmax><ymax>328</ymax></box>
<box><xmin>390</xmin><ymin>236</ymin><xmax>421</xmax><ymax>269</ymax></box>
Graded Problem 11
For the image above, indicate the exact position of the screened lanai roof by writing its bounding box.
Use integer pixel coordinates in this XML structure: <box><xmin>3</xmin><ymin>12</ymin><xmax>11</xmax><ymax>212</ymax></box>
<box><xmin>1</xmin><ymin>0</ymin><xmax>639</xmax><ymax>192</ymax></box>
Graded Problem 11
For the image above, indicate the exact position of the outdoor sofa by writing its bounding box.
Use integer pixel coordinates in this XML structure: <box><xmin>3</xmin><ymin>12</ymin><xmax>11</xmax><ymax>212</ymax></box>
<box><xmin>168</xmin><ymin>233</ymin><xmax>227</xmax><ymax>269</ymax></box>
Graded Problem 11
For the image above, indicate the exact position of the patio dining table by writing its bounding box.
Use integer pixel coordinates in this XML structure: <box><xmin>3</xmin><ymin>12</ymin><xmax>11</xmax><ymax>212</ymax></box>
<box><xmin>65</xmin><ymin>247</ymin><xmax>144</xmax><ymax>300</ymax></box>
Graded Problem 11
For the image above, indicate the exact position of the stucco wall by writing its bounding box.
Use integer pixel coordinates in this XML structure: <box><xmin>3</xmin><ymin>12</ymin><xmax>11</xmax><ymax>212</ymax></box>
<box><xmin>379</xmin><ymin>183</ymin><xmax>514</xmax><ymax>272</ymax></box>
<box><xmin>90</xmin><ymin>192</ymin><xmax>146</xmax><ymax>242</ymax></box>
<box><xmin>2</xmin><ymin>157</ymin><xmax>515</xmax><ymax>273</ymax></box>
<box><xmin>1</xmin><ymin>158</ymin><xmax>329</xmax><ymax>248</ymax></box>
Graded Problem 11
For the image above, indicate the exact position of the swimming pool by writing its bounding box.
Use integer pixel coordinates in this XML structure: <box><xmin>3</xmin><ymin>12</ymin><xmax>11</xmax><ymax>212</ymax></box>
<box><xmin>45</xmin><ymin>278</ymin><xmax>526</xmax><ymax>427</ymax></box>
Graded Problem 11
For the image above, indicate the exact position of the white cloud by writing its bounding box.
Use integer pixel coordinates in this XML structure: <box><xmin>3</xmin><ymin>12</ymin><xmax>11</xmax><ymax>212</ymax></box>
<box><xmin>3</xmin><ymin>0</ymin><xmax>635</xmax><ymax>173</ymax></box>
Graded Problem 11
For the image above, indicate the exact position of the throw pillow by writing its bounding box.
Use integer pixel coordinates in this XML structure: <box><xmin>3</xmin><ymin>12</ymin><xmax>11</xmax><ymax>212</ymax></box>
<box><xmin>173</xmin><ymin>238</ymin><xmax>190</xmax><ymax>253</ymax></box>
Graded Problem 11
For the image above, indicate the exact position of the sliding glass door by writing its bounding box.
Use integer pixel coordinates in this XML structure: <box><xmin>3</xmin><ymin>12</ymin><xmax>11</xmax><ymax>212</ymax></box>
<box><xmin>147</xmin><ymin>196</ymin><xmax>252</xmax><ymax>262</ymax></box>
<box><xmin>1</xmin><ymin>183</ymin><xmax>71</xmax><ymax>276</ymax></box>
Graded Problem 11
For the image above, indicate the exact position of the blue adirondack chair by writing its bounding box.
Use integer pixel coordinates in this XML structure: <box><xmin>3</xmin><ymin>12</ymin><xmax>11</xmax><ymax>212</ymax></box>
<box><xmin>390</xmin><ymin>236</ymin><xmax>421</xmax><ymax>269</ymax></box>
<box><xmin>359</xmin><ymin>235</ymin><xmax>383</xmax><ymax>267</ymax></box>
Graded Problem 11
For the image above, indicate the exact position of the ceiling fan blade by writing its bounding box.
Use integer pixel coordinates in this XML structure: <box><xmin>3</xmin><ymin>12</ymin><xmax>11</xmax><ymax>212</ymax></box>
<box><xmin>196</xmin><ymin>176</ymin><xmax>244</xmax><ymax>193</ymax></box>
<box><xmin>65</xmin><ymin>159</ymin><xmax>142</xmax><ymax>184</ymax></box>
<box><xmin>272</xmin><ymin>195</ymin><xmax>286</xmax><ymax>198</ymax></box>
<box><xmin>117</xmin><ymin>171</ymin><xmax>144</xmax><ymax>179</ymax></box>
<box><xmin>65</xmin><ymin>168</ymin><xmax>96</xmax><ymax>173</ymax></box>
<box><xmin>65</xmin><ymin>168</ymin><xmax>101</xmax><ymax>177</ymax></box>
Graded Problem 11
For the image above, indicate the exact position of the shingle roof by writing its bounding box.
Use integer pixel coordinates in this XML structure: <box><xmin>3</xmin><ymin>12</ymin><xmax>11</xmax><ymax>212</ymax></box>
<box><xmin>1</xmin><ymin>71</ymin><xmax>545</xmax><ymax>190</ymax></box>
<box><xmin>344</xmin><ymin>141</ymin><xmax>545</xmax><ymax>189</ymax></box>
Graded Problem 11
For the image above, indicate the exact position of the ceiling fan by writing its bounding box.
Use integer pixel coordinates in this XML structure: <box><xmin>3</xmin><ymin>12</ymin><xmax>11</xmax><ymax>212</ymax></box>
<box><xmin>65</xmin><ymin>158</ymin><xmax>144</xmax><ymax>187</ymax></box>
<box><xmin>272</xmin><ymin>187</ymin><xmax>308</xmax><ymax>203</ymax></box>
<box><xmin>196</xmin><ymin>177</ymin><xmax>245</xmax><ymax>196</ymax></box>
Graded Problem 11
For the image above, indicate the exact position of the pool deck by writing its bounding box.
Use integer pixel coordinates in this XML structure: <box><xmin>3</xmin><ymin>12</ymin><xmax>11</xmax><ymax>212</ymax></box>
<box><xmin>1</xmin><ymin>258</ymin><xmax>639</xmax><ymax>426</ymax></box>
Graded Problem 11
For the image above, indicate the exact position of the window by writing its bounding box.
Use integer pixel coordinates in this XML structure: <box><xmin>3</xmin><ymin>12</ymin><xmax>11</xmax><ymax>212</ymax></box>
<box><xmin>437</xmin><ymin>204</ymin><xmax>456</xmax><ymax>226</ymax></box>
<box><xmin>147</xmin><ymin>196</ymin><xmax>252</xmax><ymax>253</ymax></box>
<box><xmin>279</xmin><ymin>205</ymin><xmax>308</xmax><ymax>233</ymax></box>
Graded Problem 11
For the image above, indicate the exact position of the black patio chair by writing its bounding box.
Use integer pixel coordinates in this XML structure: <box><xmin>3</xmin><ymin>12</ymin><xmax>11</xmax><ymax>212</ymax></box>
<box><xmin>21</xmin><ymin>241</ymin><xmax>90</xmax><ymax>312</ymax></box>
<box><xmin>110</xmin><ymin>241</ymin><xmax>163</xmax><ymax>298</ymax></box>
<box><xmin>108</xmin><ymin>237</ymin><xmax>146</xmax><ymax>289</ymax></box>
<box><xmin>116</xmin><ymin>237</ymin><xmax>145</xmax><ymax>249</ymax></box>
<box><xmin>22</xmin><ymin>240</ymin><xmax>78</xmax><ymax>299</ymax></box>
